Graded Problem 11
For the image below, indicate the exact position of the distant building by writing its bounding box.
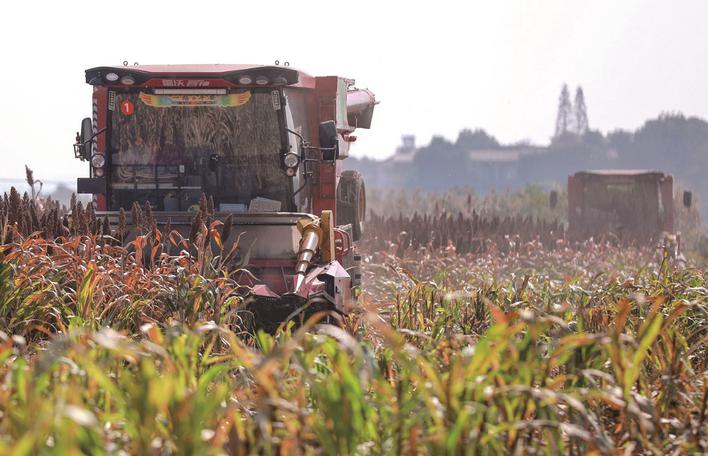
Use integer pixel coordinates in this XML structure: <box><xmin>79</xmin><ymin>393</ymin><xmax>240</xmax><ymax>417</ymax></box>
<box><xmin>391</xmin><ymin>135</ymin><xmax>417</xmax><ymax>162</ymax></box>
<box><xmin>465</xmin><ymin>147</ymin><xmax>546</xmax><ymax>191</ymax></box>
<box><xmin>345</xmin><ymin>138</ymin><xmax>551</xmax><ymax>192</ymax></box>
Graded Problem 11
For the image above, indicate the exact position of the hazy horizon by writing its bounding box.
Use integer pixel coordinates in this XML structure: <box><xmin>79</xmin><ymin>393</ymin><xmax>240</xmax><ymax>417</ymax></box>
<box><xmin>2</xmin><ymin>0</ymin><xmax>708</xmax><ymax>181</ymax></box>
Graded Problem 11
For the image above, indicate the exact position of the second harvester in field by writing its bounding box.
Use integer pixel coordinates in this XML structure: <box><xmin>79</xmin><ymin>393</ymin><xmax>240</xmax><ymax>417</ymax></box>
<box><xmin>565</xmin><ymin>169</ymin><xmax>692</xmax><ymax>249</ymax></box>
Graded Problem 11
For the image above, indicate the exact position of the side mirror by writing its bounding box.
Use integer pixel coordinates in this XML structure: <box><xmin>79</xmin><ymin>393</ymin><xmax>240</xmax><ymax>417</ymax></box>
<box><xmin>74</xmin><ymin>118</ymin><xmax>93</xmax><ymax>160</ymax></box>
<box><xmin>683</xmin><ymin>190</ymin><xmax>692</xmax><ymax>208</ymax></box>
<box><xmin>319</xmin><ymin>120</ymin><xmax>338</xmax><ymax>159</ymax></box>
<box><xmin>549</xmin><ymin>190</ymin><xmax>558</xmax><ymax>209</ymax></box>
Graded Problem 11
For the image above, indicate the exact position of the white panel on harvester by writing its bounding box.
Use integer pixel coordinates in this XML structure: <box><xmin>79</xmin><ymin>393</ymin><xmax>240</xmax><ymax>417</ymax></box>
<box><xmin>248</xmin><ymin>197</ymin><xmax>281</xmax><ymax>213</ymax></box>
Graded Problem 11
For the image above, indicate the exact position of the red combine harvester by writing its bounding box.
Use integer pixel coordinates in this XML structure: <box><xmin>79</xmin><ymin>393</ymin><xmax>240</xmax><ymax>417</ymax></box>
<box><xmin>73</xmin><ymin>63</ymin><xmax>375</xmax><ymax>329</ymax></box>
<box><xmin>566</xmin><ymin>169</ymin><xmax>692</xmax><ymax>245</ymax></box>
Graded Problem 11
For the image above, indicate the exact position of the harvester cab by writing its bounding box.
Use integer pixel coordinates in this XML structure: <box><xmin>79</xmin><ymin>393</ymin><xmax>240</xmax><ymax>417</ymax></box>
<box><xmin>73</xmin><ymin>63</ymin><xmax>376</xmax><ymax>329</ymax></box>
<box><xmin>567</xmin><ymin>170</ymin><xmax>692</xmax><ymax>245</ymax></box>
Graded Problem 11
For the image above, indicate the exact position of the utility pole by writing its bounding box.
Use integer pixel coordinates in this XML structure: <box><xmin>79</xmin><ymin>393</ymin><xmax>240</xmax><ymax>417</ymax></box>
<box><xmin>574</xmin><ymin>86</ymin><xmax>589</xmax><ymax>135</ymax></box>
<box><xmin>554</xmin><ymin>84</ymin><xmax>573</xmax><ymax>138</ymax></box>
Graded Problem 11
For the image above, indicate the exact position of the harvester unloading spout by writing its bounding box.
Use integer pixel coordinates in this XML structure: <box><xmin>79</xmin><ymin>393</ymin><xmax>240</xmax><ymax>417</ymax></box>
<box><xmin>242</xmin><ymin>211</ymin><xmax>344</xmax><ymax>332</ymax></box>
<box><xmin>346</xmin><ymin>88</ymin><xmax>377</xmax><ymax>129</ymax></box>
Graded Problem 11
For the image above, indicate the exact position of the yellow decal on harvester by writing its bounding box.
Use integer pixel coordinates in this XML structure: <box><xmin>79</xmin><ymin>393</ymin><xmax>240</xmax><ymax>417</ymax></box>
<box><xmin>138</xmin><ymin>91</ymin><xmax>252</xmax><ymax>108</ymax></box>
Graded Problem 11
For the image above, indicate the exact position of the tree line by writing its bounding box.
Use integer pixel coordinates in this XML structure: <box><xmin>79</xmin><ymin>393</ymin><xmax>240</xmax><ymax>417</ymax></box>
<box><xmin>346</xmin><ymin>86</ymin><xmax>708</xmax><ymax>217</ymax></box>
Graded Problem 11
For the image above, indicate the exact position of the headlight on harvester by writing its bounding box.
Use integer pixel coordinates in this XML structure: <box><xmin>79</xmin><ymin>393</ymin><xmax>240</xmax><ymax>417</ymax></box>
<box><xmin>91</xmin><ymin>153</ymin><xmax>105</xmax><ymax>169</ymax></box>
<box><xmin>255</xmin><ymin>75</ymin><xmax>269</xmax><ymax>85</ymax></box>
<box><xmin>238</xmin><ymin>75</ymin><xmax>253</xmax><ymax>85</ymax></box>
<box><xmin>283</xmin><ymin>152</ymin><xmax>299</xmax><ymax>168</ymax></box>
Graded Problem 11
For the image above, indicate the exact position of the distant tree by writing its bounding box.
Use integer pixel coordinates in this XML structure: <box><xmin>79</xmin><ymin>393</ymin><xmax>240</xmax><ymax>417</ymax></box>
<box><xmin>414</xmin><ymin>135</ymin><xmax>456</xmax><ymax>164</ymax></box>
<box><xmin>554</xmin><ymin>84</ymin><xmax>573</xmax><ymax>138</ymax></box>
<box><xmin>412</xmin><ymin>135</ymin><xmax>466</xmax><ymax>189</ymax></box>
<box><xmin>574</xmin><ymin>87</ymin><xmax>589</xmax><ymax>134</ymax></box>
<box><xmin>50</xmin><ymin>183</ymin><xmax>76</xmax><ymax>206</ymax></box>
<box><xmin>455</xmin><ymin>128</ymin><xmax>500</xmax><ymax>150</ymax></box>
<box><xmin>580</xmin><ymin>129</ymin><xmax>604</xmax><ymax>147</ymax></box>
<box><xmin>510</xmin><ymin>139</ymin><xmax>534</xmax><ymax>147</ymax></box>
<box><xmin>428</xmin><ymin>135</ymin><xmax>455</xmax><ymax>150</ymax></box>
<box><xmin>632</xmin><ymin>112</ymin><xmax>708</xmax><ymax>163</ymax></box>
<box><xmin>606</xmin><ymin>129</ymin><xmax>633</xmax><ymax>149</ymax></box>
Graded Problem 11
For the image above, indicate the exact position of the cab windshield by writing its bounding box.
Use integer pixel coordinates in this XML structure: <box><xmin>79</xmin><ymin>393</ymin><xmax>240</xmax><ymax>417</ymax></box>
<box><xmin>109</xmin><ymin>89</ymin><xmax>291</xmax><ymax>211</ymax></box>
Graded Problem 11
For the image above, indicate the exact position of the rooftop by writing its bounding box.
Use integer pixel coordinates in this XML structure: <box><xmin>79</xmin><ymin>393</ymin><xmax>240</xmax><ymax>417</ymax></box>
<box><xmin>85</xmin><ymin>64</ymin><xmax>314</xmax><ymax>88</ymax></box>
<box><xmin>577</xmin><ymin>169</ymin><xmax>664</xmax><ymax>177</ymax></box>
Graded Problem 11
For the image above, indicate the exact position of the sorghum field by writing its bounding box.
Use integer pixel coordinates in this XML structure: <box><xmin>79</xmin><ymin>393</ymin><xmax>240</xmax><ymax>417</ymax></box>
<box><xmin>0</xmin><ymin>189</ymin><xmax>706</xmax><ymax>455</ymax></box>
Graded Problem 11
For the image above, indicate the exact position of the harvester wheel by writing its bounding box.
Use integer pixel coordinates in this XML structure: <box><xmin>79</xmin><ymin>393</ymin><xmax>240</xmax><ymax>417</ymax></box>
<box><xmin>337</xmin><ymin>170</ymin><xmax>366</xmax><ymax>241</ymax></box>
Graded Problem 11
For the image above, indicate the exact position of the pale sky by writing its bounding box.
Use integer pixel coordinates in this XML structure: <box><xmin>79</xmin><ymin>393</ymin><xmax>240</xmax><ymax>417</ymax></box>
<box><xmin>2</xmin><ymin>0</ymin><xmax>708</xmax><ymax>182</ymax></box>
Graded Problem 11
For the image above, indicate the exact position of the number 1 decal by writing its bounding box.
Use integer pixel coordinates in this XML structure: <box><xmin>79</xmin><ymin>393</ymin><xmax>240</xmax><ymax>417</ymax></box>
<box><xmin>120</xmin><ymin>100</ymin><xmax>134</xmax><ymax>116</ymax></box>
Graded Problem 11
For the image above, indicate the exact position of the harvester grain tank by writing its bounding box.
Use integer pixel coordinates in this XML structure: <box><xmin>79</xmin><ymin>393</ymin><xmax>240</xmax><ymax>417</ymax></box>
<box><xmin>73</xmin><ymin>63</ymin><xmax>376</xmax><ymax>329</ymax></box>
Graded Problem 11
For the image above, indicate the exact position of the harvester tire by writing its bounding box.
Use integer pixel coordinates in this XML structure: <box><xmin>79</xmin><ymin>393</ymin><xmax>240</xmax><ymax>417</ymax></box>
<box><xmin>337</xmin><ymin>170</ymin><xmax>366</xmax><ymax>241</ymax></box>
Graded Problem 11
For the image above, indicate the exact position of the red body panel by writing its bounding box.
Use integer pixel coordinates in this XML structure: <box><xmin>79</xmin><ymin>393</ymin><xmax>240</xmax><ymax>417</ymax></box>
<box><xmin>312</xmin><ymin>76</ymin><xmax>342</xmax><ymax>217</ymax></box>
<box><xmin>93</xmin><ymin>87</ymin><xmax>108</xmax><ymax>210</ymax></box>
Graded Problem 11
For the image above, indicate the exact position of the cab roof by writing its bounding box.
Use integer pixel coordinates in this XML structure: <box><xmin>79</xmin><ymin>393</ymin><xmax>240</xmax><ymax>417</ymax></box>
<box><xmin>85</xmin><ymin>64</ymin><xmax>315</xmax><ymax>88</ymax></box>
<box><xmin>576</xmin><ymin>169</ymin><xmax>665</xmax><ymax>177</ymax></box>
